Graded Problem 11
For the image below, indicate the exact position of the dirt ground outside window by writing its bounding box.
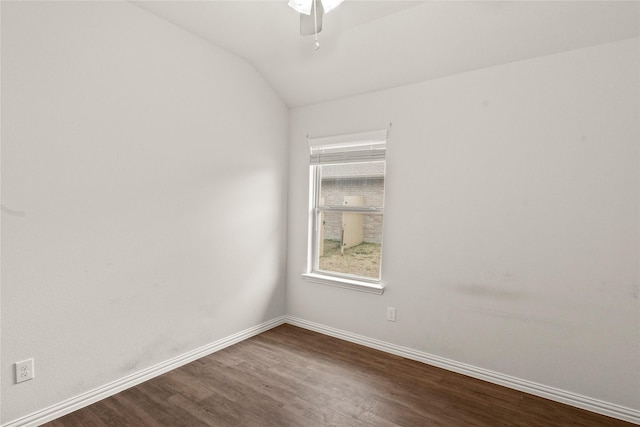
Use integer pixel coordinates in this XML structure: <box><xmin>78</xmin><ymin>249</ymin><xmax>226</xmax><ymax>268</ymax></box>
<box><xmin>319</xmin><ymin>239</ymin><xmax>381</xmax><ymax>279</ymax></box>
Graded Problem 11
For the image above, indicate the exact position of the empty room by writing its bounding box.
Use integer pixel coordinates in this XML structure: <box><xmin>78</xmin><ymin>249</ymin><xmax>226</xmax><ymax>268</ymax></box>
<box><xmin>1</xmin><ymin>1</ymin><xmax>639</xmax><ymax>426</ymax></box>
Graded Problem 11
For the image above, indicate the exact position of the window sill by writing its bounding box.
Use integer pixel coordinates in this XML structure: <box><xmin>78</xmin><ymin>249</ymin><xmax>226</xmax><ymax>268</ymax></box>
<box><xmin>302</xmin><ymin>273</ymin><xmax>384</xmax><ymax>295</ymax></box>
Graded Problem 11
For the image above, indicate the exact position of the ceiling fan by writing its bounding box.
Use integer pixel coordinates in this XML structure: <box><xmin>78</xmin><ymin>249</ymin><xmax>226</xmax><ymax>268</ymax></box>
<box><xmin>288</xmin><ymin>0</ymin><xmax>345</xmax><ymax>49</ymax></box>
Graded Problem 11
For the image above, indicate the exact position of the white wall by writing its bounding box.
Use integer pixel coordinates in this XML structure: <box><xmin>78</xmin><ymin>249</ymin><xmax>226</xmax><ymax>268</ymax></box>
<box><xmin>287</xmin><ymin>38</ymin><xmax>640</xmax><ymax>410</ymax></box>
<box><xmin>1</xmin><ymin>1</ymin><xmax>288</xmax><ymax>423</ymax></box>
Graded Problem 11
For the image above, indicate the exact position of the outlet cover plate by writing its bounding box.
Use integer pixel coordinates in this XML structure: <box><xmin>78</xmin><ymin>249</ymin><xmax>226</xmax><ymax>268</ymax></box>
<box><xmin>387</xmin><ymin>307</ymin><xmax>396</xmax><ymax>322</ymax></box>
<box><xmin>15</xmin><ymin>358</ymin><xmax>34</xmax><ymax>383</ymax></box>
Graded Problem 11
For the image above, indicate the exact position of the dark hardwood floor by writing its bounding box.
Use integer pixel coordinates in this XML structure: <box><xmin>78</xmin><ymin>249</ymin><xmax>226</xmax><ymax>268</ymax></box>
<box><xmin>45</xmin><ymin>324</ymin><xmax>633</xmax><ymax>426</ymax></box>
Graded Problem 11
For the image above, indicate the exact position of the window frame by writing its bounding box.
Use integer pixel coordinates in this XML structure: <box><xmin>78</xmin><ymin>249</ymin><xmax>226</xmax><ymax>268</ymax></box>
<box><xmin>302</xmin><ymin>130</ymin><xmax>387</xmax><ymax>295</ymax></box>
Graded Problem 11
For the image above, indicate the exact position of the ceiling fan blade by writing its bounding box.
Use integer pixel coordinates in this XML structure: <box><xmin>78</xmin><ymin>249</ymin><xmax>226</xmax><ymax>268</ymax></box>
<box><xmin>300</xmin><ymin>0</ymin><xmax>323</xmax><ymax>35</ymax></box>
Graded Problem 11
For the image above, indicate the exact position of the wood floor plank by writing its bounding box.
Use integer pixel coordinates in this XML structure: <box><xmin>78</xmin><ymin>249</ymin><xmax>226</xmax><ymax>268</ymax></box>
<box><xmin>43</xmin><ymin>324</ymin><xmax>634</xmax><ymax>426</ymax></box>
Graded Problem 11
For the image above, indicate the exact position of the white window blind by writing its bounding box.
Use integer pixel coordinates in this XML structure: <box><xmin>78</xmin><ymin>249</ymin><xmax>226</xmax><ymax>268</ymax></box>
<box><xmin>309</xmin><ymin>129</ymin><xmax>387</xmax><ymax>165</ymax></box>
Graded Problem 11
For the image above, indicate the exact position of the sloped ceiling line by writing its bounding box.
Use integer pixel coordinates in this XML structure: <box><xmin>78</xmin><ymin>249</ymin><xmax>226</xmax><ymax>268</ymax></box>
<box><xmin>133</xmin><ymin>1</ymin><xmax>640</xmax><ymax>107</ymax></box>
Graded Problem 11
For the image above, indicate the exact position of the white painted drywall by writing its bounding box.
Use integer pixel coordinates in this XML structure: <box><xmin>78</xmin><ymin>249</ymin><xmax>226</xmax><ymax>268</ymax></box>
<box><xmin>287</xmin><ymin>38</ymin><xmax>640</xmax><ymax>410</ymax></box>
<box><xmin>1</xmin><ymin>1</ymin><xmax>288</xmax><ymax>423</ymax></box>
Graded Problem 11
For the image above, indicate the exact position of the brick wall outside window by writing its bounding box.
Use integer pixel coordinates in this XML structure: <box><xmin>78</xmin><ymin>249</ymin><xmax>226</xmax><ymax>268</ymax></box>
<box><xmin>320</xmin><ymin>177</ymin><xmax>384</xmax><ymax>244</ymax></box>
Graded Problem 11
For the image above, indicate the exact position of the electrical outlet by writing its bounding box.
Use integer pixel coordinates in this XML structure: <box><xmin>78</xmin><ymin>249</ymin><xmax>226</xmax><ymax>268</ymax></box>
<box><xmin>386</xmin><ymin>307</ymin><xmax>396</xmax><ymax>322</ymax></box>
<box><xmin>15</xmin><ymin>358</ymin><xmax>34</xmax><ymax>384</ymax></box>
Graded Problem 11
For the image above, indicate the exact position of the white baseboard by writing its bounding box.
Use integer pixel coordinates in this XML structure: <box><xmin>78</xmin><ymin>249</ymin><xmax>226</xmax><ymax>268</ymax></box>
<box><xmin>285</xmin><ymin>316</ymin><xmax>640</xmax><ymax>425</ymax></box>
<box><xmin>3</xmin><ymin>316</ymin><xmax>287</xmax><ymax>427</ymax></box>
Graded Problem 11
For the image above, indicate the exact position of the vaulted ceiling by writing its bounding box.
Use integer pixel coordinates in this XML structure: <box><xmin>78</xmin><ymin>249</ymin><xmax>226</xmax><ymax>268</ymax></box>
<box><xmin>133</xmin><ymin>1</ymin><xmax>640</xmax><ymax>107</ymax></box>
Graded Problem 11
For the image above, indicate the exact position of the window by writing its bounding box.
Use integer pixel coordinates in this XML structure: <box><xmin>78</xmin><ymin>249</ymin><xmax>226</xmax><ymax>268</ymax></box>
<box><xmin>303</xmin><ymin>130</ymin><xmax>387</xmax><ymax>294</ymax></box>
